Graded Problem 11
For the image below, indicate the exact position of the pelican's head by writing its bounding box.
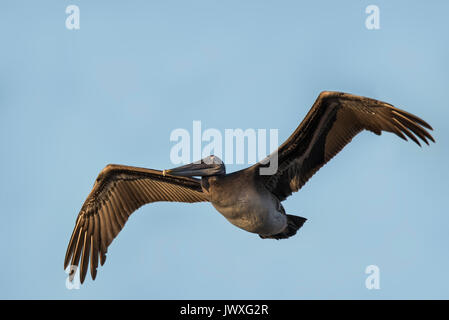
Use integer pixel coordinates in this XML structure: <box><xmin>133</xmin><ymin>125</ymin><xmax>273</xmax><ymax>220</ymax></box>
<box><xmin>164</xmin><ymin>155</ymin><xmax>225</xmax><ymax>177</ymax></box>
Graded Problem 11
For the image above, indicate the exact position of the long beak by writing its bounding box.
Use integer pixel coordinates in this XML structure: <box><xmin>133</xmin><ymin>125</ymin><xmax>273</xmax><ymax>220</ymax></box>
<box><xmin>163</xmin><ymin>162</ymin><xmax>212</xmax><ymax>177</ymax></box>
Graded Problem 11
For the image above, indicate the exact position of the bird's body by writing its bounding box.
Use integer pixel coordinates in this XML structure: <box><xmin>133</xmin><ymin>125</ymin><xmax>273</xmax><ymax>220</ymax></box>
<box><xmin>204</xmin><ymin>168</ymin><xmax>288</xmax><ymax>236</ymax></box>
<box><xmin>64</xmin><ymin>91</ymin><xmax>435</xmax><ymax>283</ymax></box>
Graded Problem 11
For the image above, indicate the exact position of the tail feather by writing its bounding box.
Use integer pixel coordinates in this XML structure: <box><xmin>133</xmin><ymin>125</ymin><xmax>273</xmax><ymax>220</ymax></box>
<box><xmin>259</xmin><ymin>214</ymin><xmax>307</xmax><ymax>240</ymax></box>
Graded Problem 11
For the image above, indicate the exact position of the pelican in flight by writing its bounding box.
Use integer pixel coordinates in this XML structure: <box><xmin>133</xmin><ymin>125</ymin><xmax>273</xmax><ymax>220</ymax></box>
<box><xmin>64</xmin><ymin>91</ymin><xmax>434</xmax><ymax>283</ymax></box>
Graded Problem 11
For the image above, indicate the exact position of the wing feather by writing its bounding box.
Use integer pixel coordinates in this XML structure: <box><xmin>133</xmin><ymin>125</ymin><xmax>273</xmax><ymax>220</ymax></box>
<box><xmin>64</xmin><ymin>164</ymin><xmax>208</xmax><ymax>283</ymax></box>
<box><xmin>253</xmin><ymin>91</ymin><xmax>434</xmax><ymax>201</ymax></box>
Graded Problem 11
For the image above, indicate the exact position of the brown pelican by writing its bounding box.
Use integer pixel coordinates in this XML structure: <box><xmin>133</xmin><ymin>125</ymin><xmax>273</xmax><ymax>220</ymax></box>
<box><xmin>64</xmin><ymin>91</ymin><xmax>435</xmax><ymax>283</ymax></box>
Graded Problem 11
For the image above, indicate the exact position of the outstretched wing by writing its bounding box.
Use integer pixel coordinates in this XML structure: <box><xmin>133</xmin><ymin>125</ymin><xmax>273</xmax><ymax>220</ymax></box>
<box><xmin>64</xmin><ymin>164</ymin><xmax>208</xmax><ymax>283</ymax></box>
<box><xmin>253</xmin><ymin>91</ymin><xmax>435</xmax><ymax>201</ymax></box>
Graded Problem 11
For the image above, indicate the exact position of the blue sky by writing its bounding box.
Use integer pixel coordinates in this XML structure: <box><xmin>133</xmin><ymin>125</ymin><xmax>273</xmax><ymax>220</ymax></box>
<box><xmin>0</xmin><ymin>0</ymin><xmax>448</xmax><ymax>299</ymax></box>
